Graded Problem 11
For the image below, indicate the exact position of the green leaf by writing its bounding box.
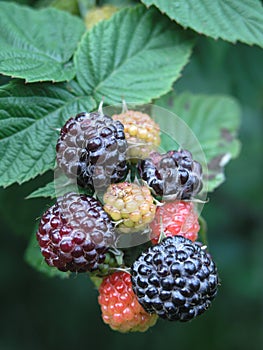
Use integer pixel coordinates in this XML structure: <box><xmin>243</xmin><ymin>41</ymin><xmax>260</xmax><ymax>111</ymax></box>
<box><xmin>26</xmin><ymin>180</ymin><xmax>57</xmax><ymax>199</ymax></box>
<box><xmin>26</xmin><ymin>172</ymin><xmax>91</xmax><ymax>199</ymax></box>
<box><xmin>99</xmin><ymin>0</ymin><xmax>134</xmax><ymax>7</ymax></box>
<box><xmin>156</xmin><ymin>92</ymin><xmax>241</xmax><ymax>192</ymax></box>
<box><xmin>35</xmin><ymin>0</ymin><xmax>81</xmax><ymax>15</ymax></box>
<box><xmin>25</xmin><ymin>225</ymin><xmax>69</xmax><ymax>278</ymax></box>
<box><xmin>142</xmin><ymin>0</ymin><xmax>263</xmax><ymax>48</ymax></box>
<box><xmin>0</xmin><ymin>80</ymin><xmax>96</xmax><ymax>187</ymax></box>
<box><xmin>75</xmin><ymin>5</ymin><xmax>194</xmax><ymax>104</ymax></box>
<box><xmin>0</xmin><ymin>2</ymin><xmax>86</xmax><ymax>82</ymax></box>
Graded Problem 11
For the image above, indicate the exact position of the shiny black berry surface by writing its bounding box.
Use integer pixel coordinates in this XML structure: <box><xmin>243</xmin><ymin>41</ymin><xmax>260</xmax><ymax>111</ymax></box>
<box><xmin>131</xmin><ymin>236</ymin><xmax>218</xmax><ymax>321</ymax></box>
<box><xmin>137</xmin><ymin>149</ymin><xmax>203</xmax><ymax>200</ymax></box>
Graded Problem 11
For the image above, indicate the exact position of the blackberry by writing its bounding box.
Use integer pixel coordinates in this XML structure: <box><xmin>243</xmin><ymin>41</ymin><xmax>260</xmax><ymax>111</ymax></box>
<box><xmin>150</xmin><ymin>201</ymin><xmax>200</xmax><ymax>244</ymax></box>
<box><xmin>36</xmin><ymin>192</ymin><xmax>116</xmax><ymax>273</ymax></box>
<box><xmin>98</xmin><ymin>271</ymin><xmax>158</xmax><ymax>332</ymax></box>
<box><xmin>131</xmin><ymin>236</ymin><xmax>219</xmax><ymax>322</ymax></box>
<box><xmin>103</xmin><ymin>182</ymin><xmax>156</xmax><ymax>233</ymax></box>
<box><xmin>112</xmin><ymin>110</ymin><xmax>160</xmax><ymax>160</ymax></box>
<box><xmin>56</xmin><ymin>111</ymin><xmax>128</xmax><ymax>192</ymax></box>
<box><xmin>137</xmin><ymin>149</ymin><xmax>203</xmax><ymax>200</ymax></box>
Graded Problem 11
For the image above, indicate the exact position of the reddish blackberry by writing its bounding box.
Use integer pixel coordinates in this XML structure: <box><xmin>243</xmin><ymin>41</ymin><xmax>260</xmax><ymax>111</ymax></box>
<box><xmin>150</xmin><ymin>201</ymin><xmax>200</xmax><ymax>244</ymax></box>
<box><xmin>36</xmin><ymin>192</ymin><xmax>116</xmax><ymax>273</ymax></box>
<box><xmin>98</xmin><ymin>271</ymin><xmax>158</xmax><ymax>332</ymax></box>
<box><xmin>56</xmin><ymin>111</ymin><xmax>128</xmax><ymax>192</ymax></box>
<box><xmin>131</xmin><ymin>236</ymin><xmax>218</xmax><ymax>322</ymax></box>
<box><xmin>137</xmin><ymin>149</ymin><xmax>203</xmax><ymax>200</ymax></box>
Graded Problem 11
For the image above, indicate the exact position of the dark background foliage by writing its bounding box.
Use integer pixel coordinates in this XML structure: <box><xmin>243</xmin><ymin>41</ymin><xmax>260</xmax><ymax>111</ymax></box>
<box><xmin>0</xmin><ymin>1</ymin><xmax>262</xmax><ymax>349</ymax></box>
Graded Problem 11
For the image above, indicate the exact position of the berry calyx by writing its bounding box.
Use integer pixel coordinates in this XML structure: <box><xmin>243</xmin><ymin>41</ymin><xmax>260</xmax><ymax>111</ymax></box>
<box><xmin>103</xmin><ymin>182</ymin><xmax>156</xmax><ymax>233</ymax></box>
<box><xmin>36</xmin><ymin>192</ymin><xmax>116</xmax><ymax>273</ymax></box>
<box><xmin>98</xmin><ymin>271</ymin><xmax>158</xmax><ymax>332</ymax></box>
<box><xmin>131</xmin><ymin>236</ymin><xmax>219</xmax><ymax>322</ymax></box>
<box><xmin>150</xmin><ymin>201</ymin><xmax>200</xmax><ymax>244</ymax></box>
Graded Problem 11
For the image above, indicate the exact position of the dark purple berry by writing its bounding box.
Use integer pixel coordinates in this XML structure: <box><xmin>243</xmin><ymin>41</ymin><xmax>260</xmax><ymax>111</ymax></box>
<box><xmin>137</xmin><ymin>149</ymin><xmax>203</xmax><ymax>200</ymax></box>
<box><xmin>56</xmin><ymin>112</ymin><xmax>128</xmax><ymax>192</ymax></box>
<box><xmin>36</xmin><ymin>192</ymin><xmax>116</xmax><ymax>273</ymax></box>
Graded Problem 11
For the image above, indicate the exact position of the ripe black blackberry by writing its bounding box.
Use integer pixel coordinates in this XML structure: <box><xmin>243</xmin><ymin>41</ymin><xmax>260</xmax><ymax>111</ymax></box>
<box><xmin>131</xmin><ymin>236</ymin><xmax>218</xmax><ymax>322</ymax></box>
<box><xmin>56</xmin><ymin>111</ymin><xmax>128</xmax><ymax>192</ymax></box>
<box><xmin>137</xmin><ymin>149</ymin><xmax>203</xmax><ymax>200</ymax></box>
<box><xmin>36</xmin><ymin>192</ymin><xmax>116</xmax><ymax>273</ymax></box>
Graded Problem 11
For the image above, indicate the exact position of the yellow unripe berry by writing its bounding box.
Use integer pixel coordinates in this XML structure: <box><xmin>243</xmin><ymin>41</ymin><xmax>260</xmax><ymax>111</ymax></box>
<box><xmin>103</xmin><ymin>182</ymin><xmax>156</xmax><ymax>233</ymax></box>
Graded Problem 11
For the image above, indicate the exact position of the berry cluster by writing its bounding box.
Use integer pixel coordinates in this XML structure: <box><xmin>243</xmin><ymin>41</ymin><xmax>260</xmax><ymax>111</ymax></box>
<box><xmin>36</xmin><ymin>103</ymin><xmax>219</xmax><ymax>333</ymax></box>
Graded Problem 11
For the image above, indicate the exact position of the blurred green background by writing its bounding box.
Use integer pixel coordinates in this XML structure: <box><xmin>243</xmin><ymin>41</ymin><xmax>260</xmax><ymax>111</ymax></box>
<box><xmin>0</xmin><ymin>1</ymin><xmax>262</xmax><ymax>349</ymax></box>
